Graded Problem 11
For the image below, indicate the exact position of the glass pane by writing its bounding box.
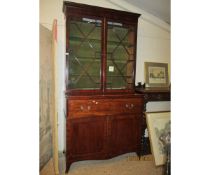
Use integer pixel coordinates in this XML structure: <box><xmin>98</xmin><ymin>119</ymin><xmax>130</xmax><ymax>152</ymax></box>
<box><xmin>67</xmin><ymin>18</ymin><xmax>102</xmax><ymax>89</ymax></box>
<box><xmin>106</xmin><ymin>21</ymin><xmax>135</xmax><ymax>89</ymax></box>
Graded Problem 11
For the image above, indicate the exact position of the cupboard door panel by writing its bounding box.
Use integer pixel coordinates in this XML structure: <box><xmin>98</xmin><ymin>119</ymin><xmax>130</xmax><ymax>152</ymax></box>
<box><xmin>109</xmin><ymin>115</ymin><xmax>141</xmax><ymax>155</ymax></box>
<box><xmin>67</xmin><ymin>116</ymin><xmax>107</xmax><ymax>157</ymax></box>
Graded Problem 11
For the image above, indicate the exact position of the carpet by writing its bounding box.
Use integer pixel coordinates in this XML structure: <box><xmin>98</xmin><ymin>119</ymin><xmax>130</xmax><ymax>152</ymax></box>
<box><xmin>65</xmin><ymin>153</ymin><xmax>163</xmax><ymax>175</ymax></box>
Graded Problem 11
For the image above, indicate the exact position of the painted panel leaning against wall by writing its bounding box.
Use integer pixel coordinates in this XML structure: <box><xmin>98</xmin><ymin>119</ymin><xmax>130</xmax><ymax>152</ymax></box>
<box><xmin>39</xmin><ymin>24</ymin><xmax>53</xmax><ymax>170</ymax></box>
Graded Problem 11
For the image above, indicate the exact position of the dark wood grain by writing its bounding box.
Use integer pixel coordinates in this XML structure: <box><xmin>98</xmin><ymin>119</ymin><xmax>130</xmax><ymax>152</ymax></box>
<box><xmin>67</xmin><ymin>96</ymin><xmax>143</xmax><ymax>118</ymax></box>
<box><xmin>110</xmin><ymin>114</ymin><xmax>141</xmax><ymax>156</ymax></box>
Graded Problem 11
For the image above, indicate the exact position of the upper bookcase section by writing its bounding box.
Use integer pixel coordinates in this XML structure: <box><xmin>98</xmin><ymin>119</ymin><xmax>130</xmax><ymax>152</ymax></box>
<box><xmin>63</xmin><ymin>1</ymin><xmax>141</xmax><ymax>95</ymax></box>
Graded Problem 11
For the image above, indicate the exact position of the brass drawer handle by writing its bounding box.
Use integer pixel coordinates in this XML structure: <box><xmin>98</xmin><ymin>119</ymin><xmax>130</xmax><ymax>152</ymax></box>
<box><xmin>92</xmin><ymin>100</ymin><xmax>98</xmax><ymax>105</ymax></box>
<box><xmin>125</xmin><ymin>104</ymin><xmax>134</xmax><ymax>109</ymax></box>
<box><xmin>80</xmin><ymin>105</ymin><xmax>91</xmax><ymax>111</ymax></box>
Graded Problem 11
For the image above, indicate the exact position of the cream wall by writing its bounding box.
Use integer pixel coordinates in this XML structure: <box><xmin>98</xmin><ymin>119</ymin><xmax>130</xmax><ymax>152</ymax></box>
<box><xmin>40</xmin><ymin>0</ymin><xmax>171</xmax><ymax>151</ymax></box>
<box><xmin>136</xmin><ymin>19</ymin><xmax>170</xmax><ymax>83</ymax></box>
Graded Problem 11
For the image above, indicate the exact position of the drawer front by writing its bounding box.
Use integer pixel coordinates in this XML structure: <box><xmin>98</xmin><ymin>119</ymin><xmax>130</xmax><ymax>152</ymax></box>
<box><xmin>67</xmin><ymin>97</ymin><xmax>143</xmax><ymax>118</ymax></box>
<box><xmin>108</xmin><ymin>99</ymin><xmax>143</xmax><ymax>114</ymax></box>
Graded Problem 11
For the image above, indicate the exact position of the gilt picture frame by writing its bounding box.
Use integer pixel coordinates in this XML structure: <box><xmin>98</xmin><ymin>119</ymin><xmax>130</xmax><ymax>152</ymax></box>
<box><xmin>144</xmin><ymin>62</ymin><xmax>169</xmax><ymax>87</ymax></box>
<box><xmin>146</xmin><ymin>111</ymin><xmax>170</xmax><ymax>166</ymax></box>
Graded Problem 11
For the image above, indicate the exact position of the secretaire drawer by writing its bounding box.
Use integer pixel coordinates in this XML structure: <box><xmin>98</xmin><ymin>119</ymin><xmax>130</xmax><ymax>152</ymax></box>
<box><xmin>67</xmin><ymin>97</ymin><xmax>143</xmax><ymax>118</ymax></box>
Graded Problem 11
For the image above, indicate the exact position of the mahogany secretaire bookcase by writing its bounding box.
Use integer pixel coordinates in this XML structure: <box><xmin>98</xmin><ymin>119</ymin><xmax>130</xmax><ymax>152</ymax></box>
<box><xmin>63</xmin><ymin>2</ymin><xmax>144</xmax><ymax>172</ymax></box>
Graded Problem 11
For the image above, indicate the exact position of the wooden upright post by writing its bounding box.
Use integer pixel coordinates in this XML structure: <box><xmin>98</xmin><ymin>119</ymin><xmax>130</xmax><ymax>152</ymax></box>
<box><xmin>51</xmin><ymin>19</ymin><xmax>59</xmax><ymax>175</ymax></box>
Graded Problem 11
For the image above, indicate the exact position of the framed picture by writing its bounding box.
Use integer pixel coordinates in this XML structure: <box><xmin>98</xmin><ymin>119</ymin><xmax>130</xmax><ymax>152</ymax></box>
<box><xmin>146</xmin><ymin>111</ymin><xmax>170</xmax><ymax>166</ymax></box>
<box><xmin>144</xmin><ymin>62</ymin><xmax>169</xmax><ymax>87</ymax></box>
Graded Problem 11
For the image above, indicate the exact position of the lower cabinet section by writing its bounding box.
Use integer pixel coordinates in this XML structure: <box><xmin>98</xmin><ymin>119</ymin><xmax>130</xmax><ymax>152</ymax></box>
<box><xmin>65</xmin><ymin>95</ymin><xmax>143</xmax><ymax>173</ymax></box>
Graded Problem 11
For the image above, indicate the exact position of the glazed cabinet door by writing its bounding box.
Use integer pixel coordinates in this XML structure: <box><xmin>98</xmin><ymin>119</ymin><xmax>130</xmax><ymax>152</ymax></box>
<box><xmin>106</xmin><ymin>21</ymin><xmax>137</xmax><ymax>90</ymax></box>
<box><xmin>66</xmin><ymin>17</ymin><xmax>102</xmax><ymax>90</ymax></box>
<box><xmin>109</xmin><ymin>115</ymin><xmax>141</xmax><ymax>156</ymax></box>
<box><xmin>66</xmin><ymin>116</ymin><xmax>107</xmax><ymax>159</ymax></box>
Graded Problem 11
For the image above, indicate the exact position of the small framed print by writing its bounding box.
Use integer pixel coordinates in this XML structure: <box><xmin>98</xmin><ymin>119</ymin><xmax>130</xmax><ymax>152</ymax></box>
<box><xmin>144</xmin><ymin>62</ymin><xmax>169</xmax><ymax>87</ymax></box>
